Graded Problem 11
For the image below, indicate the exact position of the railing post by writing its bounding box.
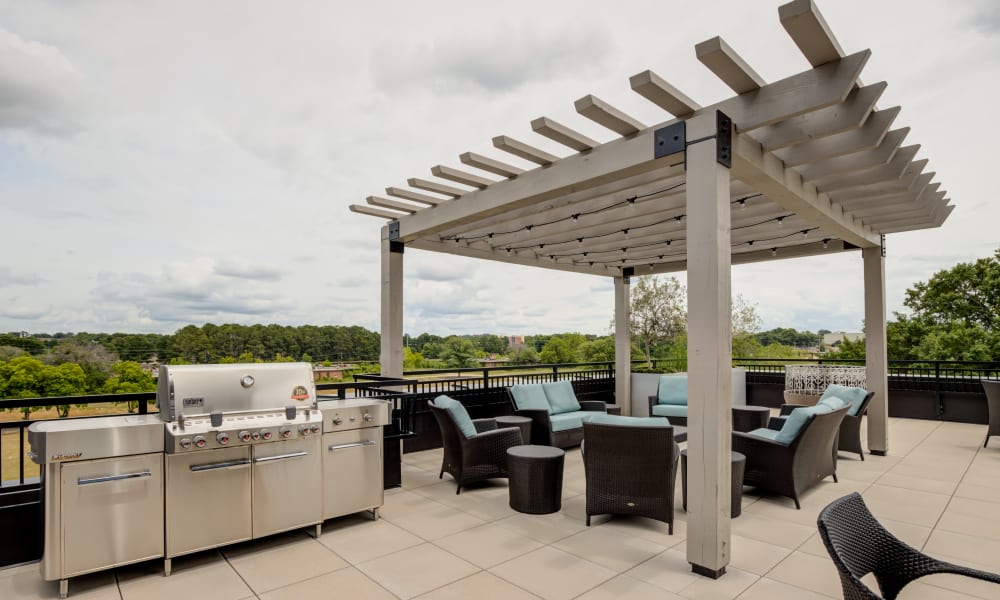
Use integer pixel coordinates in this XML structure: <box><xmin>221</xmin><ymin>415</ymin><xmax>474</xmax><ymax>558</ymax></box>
<box><xmin>935</xmin><ymin>361</ymin><xmax>943</xmax><ymax>419</ymax></box>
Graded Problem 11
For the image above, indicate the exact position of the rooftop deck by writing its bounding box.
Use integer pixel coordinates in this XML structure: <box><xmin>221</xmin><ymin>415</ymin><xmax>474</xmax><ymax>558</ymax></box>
<box><xmin>4</xmin><ymin>416</ymin><xmax>1000</xmax><ymax>599</ymax></box>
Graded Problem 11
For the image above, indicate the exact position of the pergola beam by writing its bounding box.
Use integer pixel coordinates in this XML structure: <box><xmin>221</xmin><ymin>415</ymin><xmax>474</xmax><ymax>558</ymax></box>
<box><xmin>799</xmin><ymin>127</ymin><xmax>908</xmax><ymax>181</ymax></box>
<box><xmin>492</xmin><ymin>135</ymin><xmax>559</xmax><ymax>165</ymax></box>
<box><xmin>575</xmin><ymin>95</ymin><xmax>645</xmax><ymax>136</ymax></box>
<box><xmin>696</xmin><ymin>37</ymin><xmax>765</xmax><ymax>94</ymax></box>
<box><xmin>386</xmin><ymin>186</ymin><xmax>445</xmax><ymax>206</ymax></box>
<box><xmin>777</xmin><ymin>106</ymin><xmax>899</xmax><ymax>167</ymax></box>
<box><xmin>732</xmin><ymin>133</ymin><xmax>880</xmax><ymax>247</ymax></box>
<box><xmin>350</xmin><ymin>204</ymin><xmax>407</xmax><ymax>220</ymax></box>
<box><xmin>407</xmin><ymin>177</ymin><xmax>468</xmax><ymax>198</ymax></box>
<box><xmin>780</xmin><ymin>0</ymin><xmax>844</xmax><ymax>67</ymax></box>
<box><xmin>531</xmin><ymin>116</ymin><xmax>599</xmax><ymax>152</ymax></box>
<box><xmin>407</xmin><ymin>238</ymin><xmax>608</xmax><ymax>276</ymax></box>
<box><xmin>814</xmin><ymin>145</ymin><xmax>919</xmax><ymax>193</ymax></box>
<box><xmin>630</xmin><ymin>70</ymin><xmax>701</xmax><ymax>117</ymax></box>
<box><xmin>366</xmin><ymin>195</ymin><xmax>422</xmax><ymax>214</ymax></box>
<box><xmin>754</xmin><ymin>82</ymin><xmax>885</xmax><ymax>151</ymax></box>
<box><xmin>431</xmin><ymin>165</ymin><xmax>495</xmax><ymax>189</ymax></box>
<box><xmin>459</xmin><ymin>152</ymin><xmax>525</xmax><ymax>178</ymax></box>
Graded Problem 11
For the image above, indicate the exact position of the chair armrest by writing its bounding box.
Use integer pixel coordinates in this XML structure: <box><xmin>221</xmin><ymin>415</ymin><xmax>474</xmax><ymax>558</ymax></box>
<box><xmin>579</xmin><ymin>400</ymin><xmax>607</xmax><ymax>412</ymax></box>
<box><xmin>767</xmin><ymin>416</ymin><xmax>787</xmax><ymax>430</ymax></box>
<box><xmin>648</xmin><ymin>395</ymin><xmax>658</xmax><ymax>412</ymax></box>
<box><xmin>779</xmin><ymin>404</ymin><xmax>807</xmax><ymax>416</ymax></box>
<box><xmin>513</xmin><ymin>408</ymin><xmax>552</xmax><ymax>444</ymax></box>
<box><xmin>473</xmin><ymin>418</ymin><xmax>497</xmax><ymax>433</ymax></box>
<box><xmin>465</xmin><ymin>426</ymin><xmax>525</xmax><ymax>462</ymax></box>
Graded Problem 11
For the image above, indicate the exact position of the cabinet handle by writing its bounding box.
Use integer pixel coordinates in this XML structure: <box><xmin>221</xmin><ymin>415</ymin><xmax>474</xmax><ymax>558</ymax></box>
<box><xmin>253</xmin><ymin>451</ymin><xmax>308</xmax><ymax>463</ymax></box>
<box><xmin>189</xmin><ymin>459</ymin><xmax>251</xmax><ymax>472</ymax></box>
<box><xmin>78</xmin><ymin>471</ymin><xmax>152</xmax><ymax>486</ymax></box>
<box><xmin>328</xmin><ymin>441</ymin><xmax>377</xmax><ymax>452</ymax></box>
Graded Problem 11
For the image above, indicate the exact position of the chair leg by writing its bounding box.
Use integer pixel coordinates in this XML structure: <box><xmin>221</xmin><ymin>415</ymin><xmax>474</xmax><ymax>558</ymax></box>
<box><xmin>586</xmin><ymin>515</ymin><xmax>591</xmax><ymax>526</ymax></box>
<box><xmin>858</xmin><ymin>450</ymin><xmax>865</xmax><ymax>461</ymax></box>
<box><xmin>833</xmin><ymin>472</ymin><xmax>839</xmax><ymax>483</ymax></box>
<box><xmin>986</xmin><ymin>435</ymin><xmax>990</xmax><ymax>449</ymax></box>
<box><xmin>455</xmin><ymin>482</ymin><xmax>462</xmax><ymax>495</ymax></box>
<box><xmin>793</xmin><ymin>495</ymin><xmax>801</xmax><ymax>510</ymax></box>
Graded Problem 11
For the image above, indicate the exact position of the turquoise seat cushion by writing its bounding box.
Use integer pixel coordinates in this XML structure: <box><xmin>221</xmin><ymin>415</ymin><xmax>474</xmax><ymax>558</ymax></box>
<box><xmin>656</xmin><ymin>375</ymin><xmax>688</xmax><ymax>405</ymax></box>
<box><xmin>818</xmin><ymin>395</ymin><xmax>850</xmax><ymax>412</ymax></box>
<box><xmin>542</xmin><ymin>381</ymin><xmax>581</xmax><ymax>415</ymax></box>
<box><xmin>775</xmin><ymin>405</ymin><xmax>818</xmax><ymax>445</ymax></box>
<box><xmin>510</xmin><ymin>384</ymin><xmax>550</xmax><ymax>412</ymax></box>
<box><xmin>747</xmin><ymin>427</ymin><xmax>782</xmax><ymax>442</ymax></box>
<box><xmin>588</xmin><ymin>413</ymin><xmax>671</xmax><ymax>427</ymax></box>
<box><xmin>432</xmin><ymin>395</ymin><xmax>477</xmax><ymax>439</ymax></box>
<box><xmin>651</xmin><ymin>404</ymin><xmax>688</xmax><ymax>419</ymax></box>
<box><xmin>821</xmin><ymin>384</ymin><xmax>869</xmax><ymax>416</ymax></box>
<box><xmin>549</xmin><ymin>411</ymin><xmax>596</xmax><ymax>432</ymax></box>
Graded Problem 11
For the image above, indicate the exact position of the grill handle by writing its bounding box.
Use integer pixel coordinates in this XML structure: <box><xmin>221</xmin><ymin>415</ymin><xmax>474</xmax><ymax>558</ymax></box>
<box><xmin>253</xmin><ymin>451</ymin><xmax>308</xmax><ymax>464</ymax></box>
<box><xmin>189</xmin><ymin>459</ymin><xmax>251</xmax><ymax>472</ymax></box>
<box><xmin>328</xmin><ymin>440</ymin><xmax>377</xmax><ymax>452</ymax></box>
<box><xmin>78</xmin><ymin>471</ymin><xmax>152</xmax><ymax>486</ymax></box>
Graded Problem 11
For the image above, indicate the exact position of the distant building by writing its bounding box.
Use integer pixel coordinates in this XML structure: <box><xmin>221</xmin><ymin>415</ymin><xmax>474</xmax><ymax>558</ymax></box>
<box><xmin>313</xmin><ymin>364</ymin><xmax>355</xmax><ymax>381</ymax></box>
<box><xmin>822</xmin><ymin>332</ymin><xmax>864</xmax><ymax>347</ymax></box>
<box><xmin>478</xmin><ymin>354</ymin><xmax>510</xmax><ymax>368</ymax></box>
<box><xmin>507</xmin><ymin>335</ymin><xmax>525</xmax><ymax>349</ymax></box>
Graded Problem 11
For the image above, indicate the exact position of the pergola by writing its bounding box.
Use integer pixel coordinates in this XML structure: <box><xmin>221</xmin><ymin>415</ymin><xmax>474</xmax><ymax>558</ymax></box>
<box><xmin>350</xmin><ymin>0</ymin><xmax>952</xmax><ymax>578</ymax></box>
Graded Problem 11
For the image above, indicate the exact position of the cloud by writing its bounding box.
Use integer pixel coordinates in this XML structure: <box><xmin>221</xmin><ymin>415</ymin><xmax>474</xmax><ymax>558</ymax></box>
<box><xmin>213</xmin><ymin>257</ymin><xmax>285</xmax><ymax>282</ymax></box>
<box><xmin>410</xmin><ymin>261</ymin><xmax>475</xmax><ymax>283</ymax></box>
<box><xmin>0</xmin><ymin>266</ymin><xmax>43</xmax><ymax>286</ymax></box>
<box><xmin>0</xmin><ymin>29</ymin><xmax>87</xmax><ymax>134</ymax></box>
<box><xmin>970</xmin><ymin>1</ymin><xmax>1000</xmax><ymax>36</ymax></box>
<box><xmin>372</xmin><ymin>21</ymin><xmax>615</xmax><ymax>93</ymax></box>
<box><xmin>0</xmin><ymin>300</ymin><xmax>52</xmax><ymax>320</ymax></box>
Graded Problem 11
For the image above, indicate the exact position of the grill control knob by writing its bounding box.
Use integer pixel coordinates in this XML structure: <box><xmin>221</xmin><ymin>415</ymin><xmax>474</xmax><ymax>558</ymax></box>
<box><xmin>279</xmin><ymin>427</ymin><xmax>292</xmax><ymax>439</ymax></box>
<box><xmin>310</xmin><ymin>424</ymin><xmax>321</xmax><ymax>434</ymax></box>
<box><xmin>216</xmin><ymin>432</ymin><xmax>230</xmax><ymax>445</ymax></box>
<box><xmin>332</xmin><ymin>416</ymin><xmax>343</xmax><ymax>426</ymax></box>
<box><xmin>299</xmin><ymin>425</ymin><xmax>311</xmax><ymax>436</ymax></box>
<box><xmin>239</xmin><ymin>430</ymin><xmax>251</xmax><ymax>442</ymax></box>
<box><xmin>179</xmin><ymin>438</ymin><xmax>192</xmax><ymax>450</ymax></box>
<box><xmin>261</xmin><ymin>429</ymin><xmax>272</xmax><ymax>440</ymax></box>
<box><xmin>193</xmin><ymin>436</ymin><xmax>207</xmax><ymax>448</ymax></box>
<box><xmin>252</xmin><ymin>431</ymin><xmax>261</xmax><ymax>441</ymax></box>
<box><xmin>363</xmin><ymin>413</ymin><xmax>373</xmax><ymax>422</ymax></box>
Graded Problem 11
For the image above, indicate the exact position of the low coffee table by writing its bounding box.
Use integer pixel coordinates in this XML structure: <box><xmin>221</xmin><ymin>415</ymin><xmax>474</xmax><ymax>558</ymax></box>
<box><xmin>680</xmin><ymin>449</ymin><xmax>746</xmax><ymax>518</ymax></box>
<box><xmin>495</xmin><ymin>415</ymin><xmax>532</xmax><ymax>445</ymax></box>
<box><xmin>507</xmin><ymin>445</ymin><xmax>565</xmax><ymax>514</ymax></box>
<box><xmin>732</xmin><ymin>406</ymin><xmax>771</xmax><ymax>433</ymax></box>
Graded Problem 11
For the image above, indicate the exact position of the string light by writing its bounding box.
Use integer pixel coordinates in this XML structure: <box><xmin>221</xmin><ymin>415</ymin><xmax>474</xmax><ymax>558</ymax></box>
<box><xmin>822</xmin><ymin>238</ymin><xmax>830</xmax><ymax>249</ymax></box>
<box><xmin>801</xmin><ymin>229</ymin><xmax>809</xmax><ymax>237</ymax></box>
<box><xmin>776</xmin><ymin>217</ymin><xmax>784</xmax><ymax>227</ymax></box>
<box><xmin>771</xmin><ymin>248</ymin><xmax>778</xmax><ymax>257</ymax></box>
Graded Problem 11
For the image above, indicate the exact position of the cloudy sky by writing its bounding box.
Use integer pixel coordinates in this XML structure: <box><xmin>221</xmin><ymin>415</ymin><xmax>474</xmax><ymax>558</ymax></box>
<box><xmin>0</xmin><ymin>0</ymin><xmax>997</xmax><ymax>338</ymax></box>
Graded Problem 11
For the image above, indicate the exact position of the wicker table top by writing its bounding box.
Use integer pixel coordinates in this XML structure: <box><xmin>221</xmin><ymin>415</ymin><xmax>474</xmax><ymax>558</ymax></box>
<box><xmin>508</xmin><ymin>444</ymin><xmax>565</xmax><ymax>460</ymax></box>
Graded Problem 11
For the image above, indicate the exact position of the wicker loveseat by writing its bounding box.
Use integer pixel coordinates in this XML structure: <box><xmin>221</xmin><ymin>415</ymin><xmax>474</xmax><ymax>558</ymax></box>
<box><xmin>780</xmin><ymin>385</ymin><xmax>875</xmax><ymax>461</ymax></box>
<box><xmin>733</xmin><ymin>400</ymin><xmax>850</xmax><ymax>508</ymax></box>
<box><xmin>647</xmin><ymin>375</ymin><xmax>690</xmax><ymax>426</ymax></box>
<box><xmin>508</xmin><ymin>381</ymin><xmax>608</xmax><ymax>448</ymax></box>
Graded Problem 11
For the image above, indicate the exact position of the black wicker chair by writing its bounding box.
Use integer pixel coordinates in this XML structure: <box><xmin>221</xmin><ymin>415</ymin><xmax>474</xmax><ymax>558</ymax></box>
<box><xmin>818</xmin><ymin>492</ymin><xmax>1000</xmax><ymax>599</ymax></box>
<box><xmin>780</xmin><ymin>391</ymin><xmax>875</xmax><ymax>460</ymax></box>
<box><xmin>507</xmin><ymin>389</ymin><xmax>607</xmax><ymax>448</ymax></box>
<box><xmin>979</xmin><ymin>380</ymin><xmax>1000</xmax><ymax>448</ymax></box>
<box><xmin>732</xmin><ymin>405</ymin><xmax>849</xmax><ymax>509</ymax></box>
<box><xmin>581</xmin><ymin>421</ymin><xmax>679</xmax><ymax>533</ymax></box>
<box><xmin>428</xmin><ymin>400</ymin><xmax>523</xmax><ymax>494</ymax></box>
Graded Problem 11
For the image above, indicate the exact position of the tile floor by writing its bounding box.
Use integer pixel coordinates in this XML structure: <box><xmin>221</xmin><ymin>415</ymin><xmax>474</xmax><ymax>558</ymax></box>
<box><xmin>4</xmin><ymin>417</ymin><xmax>1000</xmax><ymax>599</ymax></box>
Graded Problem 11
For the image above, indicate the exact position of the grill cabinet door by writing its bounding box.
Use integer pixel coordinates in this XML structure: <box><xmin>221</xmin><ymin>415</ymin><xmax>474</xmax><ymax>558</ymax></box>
<box><xmin>323</xmin><ymin>427</ymin><xmax>383</xmax><ymax>520</ymax></box>
<box><xmin>60</xmin><ymin>453</ymin><xmax>164</xmax><ymax>577</ymax></box>
<box><xmin>251</xmin><ymin>436</ymin><xmax>322</xmax><ymax>537</ymax></box>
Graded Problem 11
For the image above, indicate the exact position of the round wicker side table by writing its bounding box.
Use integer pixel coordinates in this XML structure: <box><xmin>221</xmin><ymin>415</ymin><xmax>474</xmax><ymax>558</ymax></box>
<box><xmin>495</xmin><ymin>415</ymin><xmax>532</xmax><ymax>446</ymax></box>
<box><xmin>732</xmin><ymin>406</ymin><xmax>771</xmax><ymax>433</ymax></box>
<box><xmin>680</xmin><ymin>450</ymin><xmax>746</xmax><ymax>518</ymax></box>
<box><xmin>507</xmin><ymin>445</ymin><xmax>565</xmax><ymax>514</ymax></box>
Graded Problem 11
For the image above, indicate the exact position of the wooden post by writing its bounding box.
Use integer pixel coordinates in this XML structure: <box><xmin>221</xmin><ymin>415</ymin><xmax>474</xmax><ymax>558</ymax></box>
<box><xmin>863</xmin><ymin>243</ymin><xmax>889</xmax><ymax>454</ymax></box>
<box><xmin>380</xmin><ymin>226</ymin><xmax>404</xmax><ymax>378</ymax></box>
<box><xmin>614</xmin><ymin>275</ymin><xmax>632</xmax><ymax>415</ymax></box>
<box><xmin>685</xmin><ymin>111</ymin><xmax>732</xmax><ymax>578</ymax></box>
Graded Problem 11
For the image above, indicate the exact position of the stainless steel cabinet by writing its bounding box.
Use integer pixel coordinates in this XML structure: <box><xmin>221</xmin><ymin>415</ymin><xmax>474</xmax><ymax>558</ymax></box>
<box><xmin>323</xmin><ymin>427</ymin><xmax>383</xmax><ymax>519</ymax></box>
<box><xmin>251</xmin><ymin>436</ymin><xmax>323</xmax><ymax>537</ymax></box>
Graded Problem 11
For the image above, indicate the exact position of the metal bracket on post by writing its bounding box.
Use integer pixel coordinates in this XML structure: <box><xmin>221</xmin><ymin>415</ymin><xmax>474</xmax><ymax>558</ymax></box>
<box><xmin>388</xmin><ymin>220</ymin><xmax>400</xmax><ymax>241</ymax></box>
<box><xmin>654</xmin><ymin>122</ymin><xmax>686</xmax><ymax>159</ymax></box>
<box><xmin>622</xmin><ymin>266</ymin><xmax>634</xmax><ymax>284</ymax></box>
<box><xmin>880</xmin><ymin>234</ymin><xmax>886</xmax><ymax>257</ymax></box>
<box><xmin>389</xmin><ymin>241</ymin><xmax>404</xmax><ymax>254</ymax></box>
<box><xmin>716</xmin><ymin>110</ymin><xmax>732</xmax><ymax>168</ymax></box>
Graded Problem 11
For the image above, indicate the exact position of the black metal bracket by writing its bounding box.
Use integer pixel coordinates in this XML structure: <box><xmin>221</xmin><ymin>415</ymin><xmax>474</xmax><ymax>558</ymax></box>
<box><xmin>880</xmin><ymin>234</ymin><xmax>886</xmax><ymax>257</ymax></box>
<box><xmin>622</xmin><ymin>266</ymin><xmax>634</xmax><ymax>283</ymax></box>
<box><xmin>716</xmin><ymin>110</ymin><xmax>732</xmax><ymax>168</ymax></box>
<box><xmin>389</xmin><ymin>241</ymin><xmax>404</xmax><ymax>254</ymax></box>
<box><xmin>654</xmin><ymin>122</ymin><xmax>686</xmax><ymax>159</ymax></box>
<box><xmin>388</xmin><ymin>220</ymin><xmax>400</xmax><ymax>241</ymax></box>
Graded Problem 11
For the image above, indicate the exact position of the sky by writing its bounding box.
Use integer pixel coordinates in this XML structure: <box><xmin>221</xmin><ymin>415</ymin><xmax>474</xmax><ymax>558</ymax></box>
<box><xmin>0</xmin><ymin>0</ymin><xmax>998</xmax><ymax>338</ymax></box>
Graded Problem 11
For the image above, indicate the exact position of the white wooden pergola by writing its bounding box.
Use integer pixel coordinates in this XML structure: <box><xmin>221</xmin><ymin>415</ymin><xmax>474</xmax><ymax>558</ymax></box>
<box><xmin>350</xmin><ymin>0</ymin><xmax>951</xmax><ymax>578</ymax></box>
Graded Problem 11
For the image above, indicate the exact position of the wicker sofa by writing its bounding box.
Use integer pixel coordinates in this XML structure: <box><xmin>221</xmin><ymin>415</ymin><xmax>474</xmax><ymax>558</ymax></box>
<box><xmin>508</xmin><ymin>381</ymin><xmax>608</xmax><ymax>448</ymax></box>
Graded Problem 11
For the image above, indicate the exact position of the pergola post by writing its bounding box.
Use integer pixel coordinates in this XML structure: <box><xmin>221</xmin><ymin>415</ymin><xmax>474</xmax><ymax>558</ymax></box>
<box><xmin>685</xmin><ymin>111</ymin><xmax>733</xmax><ymax>578</ymax></box>
<box><xmin>380</xmin><ymin>227</ymin><xmax>404</xmax><ymax>378</ymax></box>
<box><xmin>614</xmin><ymin>274</ymin><xmax>632</xmax><ymax>415</ymax></box>
<box><xmin>863</xmin><ymin>243</ymin><xmax>889</xmax><ymax>454</ymax></box>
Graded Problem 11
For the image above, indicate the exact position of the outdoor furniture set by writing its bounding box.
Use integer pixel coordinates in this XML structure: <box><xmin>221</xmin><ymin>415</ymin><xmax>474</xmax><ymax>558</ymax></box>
<box><xmin>430</xmin><ymin>379</ymin><xmax>873</xmax><ymax>519</ymax></box>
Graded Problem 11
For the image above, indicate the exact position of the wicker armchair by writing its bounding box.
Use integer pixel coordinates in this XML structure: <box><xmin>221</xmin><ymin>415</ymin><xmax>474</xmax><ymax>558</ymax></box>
<box><xmin>732</xmin><ymin>405</ymin><xmax>849</xmax><ymax>509</ymax></box>
<box><xmin>428</xmin><ymin>400</ymin><xmax>523</xmax><ymax>494</ymax></box>
<box><xmin>980</xmin><ymin>380</ymin><xmax>1000</xmax><ymax>448</ymax></box>
<box><xmin>582</xmin><ymin>421</ymin><xmax>679</xmax><ymax>533</ymax></box>
<box><xmin>818</xmin><ymin>492</ymin><xmax>1000</xmax><ymax>599</ymax></box>
<box><xmin>780</xmin><ymin>390</ymin><xmax>875</xmax><ymax>460</ymax></box>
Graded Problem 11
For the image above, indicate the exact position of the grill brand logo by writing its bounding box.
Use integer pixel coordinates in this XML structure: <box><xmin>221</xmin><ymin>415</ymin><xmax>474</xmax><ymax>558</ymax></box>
<box><xmin>183</xmin><ymin>397</ymin><xmax>205</xmax><ymax>408</ymax></box>
<box><xmin>291</xmin><ymin>385</ymin><xmax>310</xmax><ymax>401</ymax></box>
<box><xmin>51</xmin><ymin>453</ymin><xmax>82</xmax><ymax>461</ymax></box>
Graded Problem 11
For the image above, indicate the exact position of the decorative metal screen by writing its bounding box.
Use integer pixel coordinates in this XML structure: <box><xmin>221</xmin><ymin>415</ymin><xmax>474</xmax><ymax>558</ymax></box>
<box><xmin>785</xmin><ymin>365</ymin><xmax>867</xmax><ymax>396</ymax></box>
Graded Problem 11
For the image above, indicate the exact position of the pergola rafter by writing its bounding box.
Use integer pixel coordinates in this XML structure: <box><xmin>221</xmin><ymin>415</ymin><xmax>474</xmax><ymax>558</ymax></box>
<box><xmin>351</xmin><ymin>0</ymin><xmax>954</xmax><ymax>579</ymax></box>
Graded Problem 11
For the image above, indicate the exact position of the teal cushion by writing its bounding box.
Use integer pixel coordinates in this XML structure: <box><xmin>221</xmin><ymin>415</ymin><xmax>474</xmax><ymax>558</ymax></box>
<box><xmin>432</xmin><ymin>395</ymin><xmax>477</xmax><ymax>439</ymax></box>
<box><xmin>774</xmin><ymin>406</ymin><xmax>815</xmax><ymax>445</ymax></box>
<box><xmin>588</xmin><ymin>413</ymin><xmax>670</xmax><ymax>427</ymax></box>
<box><xmin>651</xmin><ymin>404</ymin><xmax>688</xmax><ymax>419</ymax></box>
<box><xmin>818</xmin><ymin>396</ymin><xmax>850</xmax><ymax>412</ymax></box>
<box><xmin>656</xmin><ymin>375</ymin><xmax>688</xmax><ymax>405</ymax></box>
<box><xmin>821</xmin><ymin>385</ymin><xmax>868</xmax><ymax>416</ymax></box>
<box><xmin>549</xmin><ymin>412</ymin><xmax>586</xmax><ymax>432</ymax></box>
<box><xmin>542</xmin><ymin>381</ymin><xmax>581</xmax><ymax>415</ymax></box>
<box><xmin>510</xmin><ymin>384</ymin><xmax>550</xmax><ymax>412</ymax></box>
<box><xmin>747</xmin><ymin>428</ymin><xmax>783</xmax><ymax>442</ymax></box>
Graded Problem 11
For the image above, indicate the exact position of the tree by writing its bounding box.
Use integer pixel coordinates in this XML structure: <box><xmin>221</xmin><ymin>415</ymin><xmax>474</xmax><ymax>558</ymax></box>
<box><xmin>539</xmin><ymin>336</ymin><xmax>578</xmax><ymax>364</ymax></box>
<box><xmin>825</xmin><ymin>336</ymin><xmax>866</xmax><ymax>360</ymax></box>
<box><xmin>440</xmin><ymin>338</ymin><xmax>478</xmax><ymax>368</ymax></box>
<box><xmin>44</xmin><ymin>340</ymin><xmax>116</xmax><ymax>392</ymax></box>
<box><xmin>42</xmin><ymin>363</ymin><xmax>88</xmax><ymax>418</ymax></box>
<box><xmin>509</xmin><ymin>346</ymin><xmax>540</xmax><ymax>365</ymax></box>
<box><xmin>403</xmin><ymin>347</ymin><xmax>426</xmax><ymax>369</ymax></box>
<box><xmin>103</xmin><ymin>361</ymin><xmax>157</xmax><ymax>413</ymax></box>
<box><xmin>629</xmin><ymin>275</ymin><xmax>687</xmax><ymax>366</ymax></box>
